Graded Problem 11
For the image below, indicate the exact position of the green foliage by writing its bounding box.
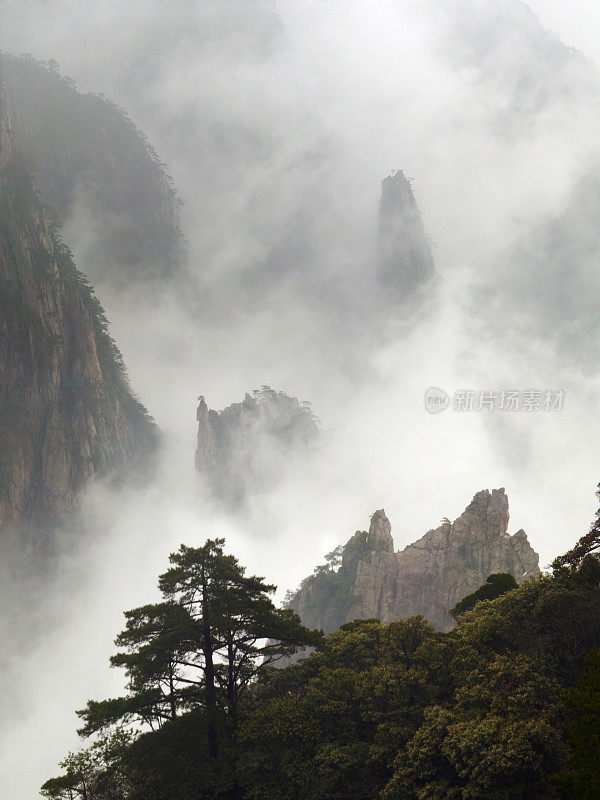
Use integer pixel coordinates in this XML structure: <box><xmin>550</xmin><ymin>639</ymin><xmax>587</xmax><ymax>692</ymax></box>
<box><xmin>313</xmin><ymin>545</ymin><xmax>344</xmax><ymax>575</ymax></box>
<box><xmin>42</xmin><ymin>511</ymin><xmax>600</xmax><ymax>800</ymax></box>
<box><xmin>40</xmin><ymin>773</ymin><xmax>83</xmax><ymax>800</ymax></box>
<box><xmin>116</xmin><ymin>710</ymin><xmax>230</xmax><ymax>800</ymax></box>
<box><xmin>236</xmin><ymin>617</ymin><xmax>435</xmax><ymax>800</ymax></box>
<box><xmin>385</xmin><ymin>655</ymin><xmax>567</xmax><ymax>800</ymax></box>
<box><xmin>553</xmin><ymin>483</ymin><xmax>600</xmax><ymax>578</ymax></box>
<box><xmin>553</xmin><ymin>648</ymin><xmax>600</xmax><ymax>799</ymax></box>
<box><xmin>451</xmin><ymin>573</ymin><xmax>518</xmax><ymax>619</ymax></box>
<box><xmin>238</xmin><ymin>567</ymin><xmax>600</xmax><ymax>800</ymax></box>
<box><xmin>291</xmin><ymin>558</ymin><xmax>359</xmax><ymax>633</ymax></box>
<box><xmin>57</xmin><ymin>538</ymin><xmax>317</xmax><ymax>797</ymax></box>
<box><xmin>41</xmin><ymin>730</ymin><xmax>134</xmax><ymax>799</ymax></box>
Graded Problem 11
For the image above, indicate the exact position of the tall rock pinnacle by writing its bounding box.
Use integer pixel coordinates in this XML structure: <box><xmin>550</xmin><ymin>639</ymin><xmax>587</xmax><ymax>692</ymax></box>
<box><xmin>377</xmin><ymin>170</ymin><xmax>435</xmax><ymax>293</ymax></box>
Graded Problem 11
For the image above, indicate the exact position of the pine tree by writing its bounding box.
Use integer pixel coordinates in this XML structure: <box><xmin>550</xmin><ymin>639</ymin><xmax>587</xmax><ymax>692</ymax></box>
<box><xmin>552</xmin><ymin>484</ymin><xmax>600</xmax><ymax>576</ymax></box>
<box><xmin>76</xmin><ymin>539</ymin><xmax>319</xmax><ymax>760</ymax></box>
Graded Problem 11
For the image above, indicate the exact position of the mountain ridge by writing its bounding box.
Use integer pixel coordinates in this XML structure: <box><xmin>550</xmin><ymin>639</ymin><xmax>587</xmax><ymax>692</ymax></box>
<box><xmin>287</xmin><ymin>487</ymin><xmax>540</xmax><ymax>633</ymax></box>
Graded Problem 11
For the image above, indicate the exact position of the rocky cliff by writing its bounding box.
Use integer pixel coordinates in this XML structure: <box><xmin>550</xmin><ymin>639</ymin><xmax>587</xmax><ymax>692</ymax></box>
<box><xmin>196</xmin><ymin>388</ymin><xmax>320</xmax><ymax>507</ymax></box>
<box><xmin>0</xmin><ymin>83</ymin><xmax>157</xmax><ymax>555</ymax></box>
<box><xmin>288</xmin><ymin>488</ymin><xmax>540</xmax><ymax>633</ymax></box>
<box><xmin>0</xmin><ymin>53</ymin><xmax>183</xmax><ymax>288</ymax></box>
<box><xmin>377</xmin><ymin>170</ymin><xmax>435</xmax><ymax>294</ymax></box>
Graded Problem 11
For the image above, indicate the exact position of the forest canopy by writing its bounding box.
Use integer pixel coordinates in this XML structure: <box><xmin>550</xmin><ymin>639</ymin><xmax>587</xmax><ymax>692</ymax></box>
<box><xmin>42</xmin><ymin>507</ymin><xmax>600</xmax><ymax>800</ymax></box>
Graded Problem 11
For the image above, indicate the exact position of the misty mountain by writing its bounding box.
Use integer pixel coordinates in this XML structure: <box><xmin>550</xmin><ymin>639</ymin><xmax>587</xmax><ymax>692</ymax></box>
<box><xmin>478</xmin><ymin>164</ymin><xmax>600</xmax><ymax>373</ymax></box>
<box><xmin>0</xmin><ymin>82</ymin><xmax>157</xmax><ymax>558</ymax></box>
<box><xmin>287</xmin><ymin>488</ymin><xmax>539</xmax><ymax>633</ymax></box>
<box><xmin>196</xmin><ymin>387</ymin><xmax>320</xmax><ymax>508</ymax></box>
<box><xmin>0</xmin><ymin>53</ymin><xmax>183</xmax><ymax>289</ymax></box>
<box><xmin>4</xmin><ymin>2</ymin><xmax>600</xmax><ymax>797</ymax></box>
<box><xmin>0</xmin><ymin>51</ymin><xmax>438</xmax><ymax>562</ymax></box>
<box><xmin>378</xmin><ymin>170</ymin><xmax>435</xmax><ymax>294</ymax></box>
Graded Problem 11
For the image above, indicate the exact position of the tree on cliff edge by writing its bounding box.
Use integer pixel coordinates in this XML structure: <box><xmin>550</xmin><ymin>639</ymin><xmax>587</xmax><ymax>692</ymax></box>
<box><xmin>552</xmin><ymin>483</ymin><xmax>600</xmax><ymax>582</ymax></box>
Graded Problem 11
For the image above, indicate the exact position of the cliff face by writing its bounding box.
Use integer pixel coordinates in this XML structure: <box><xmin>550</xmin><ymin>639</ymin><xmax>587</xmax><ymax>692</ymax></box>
<box><xmin>0</xmin><ymin>53</ymin><xmax>183</xmax><ymax>288</ymax></box>
<box><xmin>288</xmin><ymin>489</ymin><xmax>540</xmax><ymax>633</ymax></box>
<box><xmin>0</xmin><ymin>86</ymin><xmax>10</xmax><ymax>172</ymax></box>
<box><xmin>377</xmin><ymin>170</ymin><xmax>435</xmax><ymax>294</ymax></box>
<box><xmin>196</xmin><ymin>388</ymin><xmax>320</xmax><ymax>507</ymax></box>
<box><xmin>0</xmin><ymin>84</ymin><xmax>157</xmax><ymax>553</ymax></box>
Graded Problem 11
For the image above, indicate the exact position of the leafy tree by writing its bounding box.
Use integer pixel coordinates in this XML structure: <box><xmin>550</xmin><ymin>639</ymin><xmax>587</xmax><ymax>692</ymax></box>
<box><xmin>41</xmin><ymin>748</ymin><xmax>97</xmax><ymax>800</ymax></box>
<box><xmin>236</xmin><ymin>617</ymin><xmax>435</xmax><ymax>800</ymax></box>
<box><xmin>110</xmin><ymin>601</ymin><xmax>200</xmax><ymax>720</ymax></box>
<box><xmin>385</xmin><ymin>654</ymin><xmax>567</xmax><ymax>800</ymax></box>
<box><xmin>41</xmin><ymin>771</ymin><xmax>88</xmax><ymax>800</ymax></box>
<box><xmin>553</xmin><ymin>648</ymin><xmax>600</xmax><ymax>799</ymax></box>
<box><xmin>41</xmin><ymin>731</ymin><xmax>134</xmax><ymax>800</ymax></box>
<box><xmin>312</xmin><ymin>545</ymin><xmax>344</xmax><ymax>577</ymax></box>
<box><xmin>451</xmin><ymin>573</ymin><xmax>518</xmax><ymax>619</ymax></box>
<box><xmin>116</xmin><ymin>709</ymin><xmax>230</xmax><ymax>800</ymax></box>
<box><xmin>237</xmin><ymin>566</ymin><xmax>600</xmax><ymax>800</ymax></box>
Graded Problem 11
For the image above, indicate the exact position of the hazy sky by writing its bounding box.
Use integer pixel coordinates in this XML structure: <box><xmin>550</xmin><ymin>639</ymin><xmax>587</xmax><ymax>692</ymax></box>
<box><xmin>528</xmin><ymin>0</ymin><xmax>600</xmax><ymax>64</ymax></box>
<box><xmin>3</xmin><ymin>2</ymin><xmax>600</xmax><ymax>797</ymax></box>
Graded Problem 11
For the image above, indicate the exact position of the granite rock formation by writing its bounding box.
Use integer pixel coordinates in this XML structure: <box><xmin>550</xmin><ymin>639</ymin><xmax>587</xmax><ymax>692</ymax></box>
<box><xmin>0</xmin><ymin>83</ymin><xmax>157</xmax><ymax>555</ymax></box>
<box><xmin>196</xmin><ymin>388</ymin><xmax>320</xmax><ymax>507</ymax></box>
<box><xmin>377</xmin><ymin>170</ymin><xmax>435</xmax><ymax>294</ymax></box>
<box><xmin>288</xmin><ymin>488</ymin><xmax>540</xmax><ymax>633</ymax></box>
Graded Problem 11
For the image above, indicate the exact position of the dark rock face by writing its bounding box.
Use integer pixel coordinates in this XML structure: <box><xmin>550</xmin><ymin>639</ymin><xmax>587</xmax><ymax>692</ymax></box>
<box><xmin>0</xmin><ymin>83</ymin><xmax>157</xmax><ymax>554</ymax></box>
<box><xmin>195</xmin><ymin>388</ymin><xmax>320</xmax><ymax>508</ymax></box>
<box><xmin>0</xmin><ymin>54</ymin><xmax>183</xmax><ymax>288</ymax></box>
<box><xmin>377</xmin><ymin>170</ymin><xmax>435</xmax><ymax>294</ymax></box>
<box><xmin>288</xmin><ymin>489</ymin><xmax>540</xmax><ymax>633</ymax></box>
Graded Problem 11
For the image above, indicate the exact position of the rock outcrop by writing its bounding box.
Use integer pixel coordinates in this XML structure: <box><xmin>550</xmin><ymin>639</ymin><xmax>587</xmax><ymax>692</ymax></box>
<box><xmin>196</xmin><ymin>388</ymin><xmax>320</xmax><ymax>507</ymax></box>
<box><xmin>377</xmin><ymin>170</ymin><xmax>435</xmax><ymax>294</ymax></box>
<box><xmin>0</xmin><ymin>83</ymin><xmax>157</xmax><ymax>555</ymax></box>
<box><xmin>288</xmin><ymin>489</ymin><xmax>540</xmax><ymax>633</ymax></box>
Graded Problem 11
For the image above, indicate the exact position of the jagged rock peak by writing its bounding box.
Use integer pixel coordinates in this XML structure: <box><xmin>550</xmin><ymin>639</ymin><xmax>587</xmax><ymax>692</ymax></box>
<box><xmin>367</xmin><ymin>509</ymin><xmax>394</xmax><ymax>552</ymax></box>
<box><xmin>437</xmin><ymin>487</ymin><xmax>510</xmax><ymax>542</ymax></box>
<box><xmin>287</xmin><ymin>488</ymin><xmax>540</xmax><ymax>635</ymax></box>
<box><xmin>377</xmin><ymin>169</ymin><xmax>435</xmax><ymax>293</ymax></box>
<box><xmin>465</xmin><ymin>486</ymin><xmax>508</xmax><ymax>520</ymax></box>
<box><xmin>381</xmin><ymin>170</ymin><xmax>416</xmax><ymax>208</ymax></box>
<box><xmin>195</xmin><ymin>388</ymin><xmax>320</xmax><ymax>508</ymax></box>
